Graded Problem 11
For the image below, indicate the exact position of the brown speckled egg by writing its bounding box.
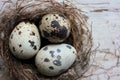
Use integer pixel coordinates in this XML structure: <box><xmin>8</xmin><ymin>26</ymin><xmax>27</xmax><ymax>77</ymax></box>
<box><xmin>39</xmin><ymin>14</ymin><xmax>71</xmax><ymax>43</ymax></box>
<box><xmin>9</xmin><ymin>22</ymin><xmax>41</xmax><ymax>59</ymax></box>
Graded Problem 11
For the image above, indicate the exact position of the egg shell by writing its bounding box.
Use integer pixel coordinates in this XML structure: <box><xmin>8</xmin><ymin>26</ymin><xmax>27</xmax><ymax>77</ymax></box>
<box><xmin>9</xmin><ymin>22</ymin><xmax>41</xmax><ymax>59</ymax></box>
<box><xmin>39</xmin><ymin>14</ymin><xmax>71</xmax><ymax>43</ymax></box>
<box><xmin>35</xmin><ymin>43</ymin><xmax>77</xmax><ymax>76</ymax></box>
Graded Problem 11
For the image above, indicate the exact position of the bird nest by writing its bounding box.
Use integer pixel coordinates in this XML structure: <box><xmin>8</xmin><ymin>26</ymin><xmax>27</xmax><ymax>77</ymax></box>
<box><xmin>0</xmin><ymin>0</ymin><xmax>92</xmax><ymax>80</ymax></box>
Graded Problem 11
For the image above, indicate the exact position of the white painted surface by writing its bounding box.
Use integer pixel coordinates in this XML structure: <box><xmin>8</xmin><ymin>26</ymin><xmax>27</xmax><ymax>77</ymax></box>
<box><xmin>72</xmin><ymin>0</ymin><xmax>120</xmax><ymax>80</ymax></box>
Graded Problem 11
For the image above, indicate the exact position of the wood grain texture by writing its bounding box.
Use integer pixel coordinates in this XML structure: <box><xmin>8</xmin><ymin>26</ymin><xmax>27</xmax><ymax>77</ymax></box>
<box><xmin>72</xmin><ymin>0</ymin><xmax>120</xmax><ymax>80</ymax></box>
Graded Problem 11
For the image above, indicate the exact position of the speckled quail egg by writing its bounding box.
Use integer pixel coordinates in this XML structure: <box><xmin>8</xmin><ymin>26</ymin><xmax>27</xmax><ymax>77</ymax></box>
<box><xmin>9</xmin><ymin>21</ymin><xmax>41</xmax><ymax>59</ymax></box>
<box><xmin>35</xmin><ymin>43</ymin><xmax>76</xmax><ymax>76</ymax></box>
<box><xmin>39</xmin><ymin>14</ymin><xmax>71</xmax><ymax>43</ymax></box>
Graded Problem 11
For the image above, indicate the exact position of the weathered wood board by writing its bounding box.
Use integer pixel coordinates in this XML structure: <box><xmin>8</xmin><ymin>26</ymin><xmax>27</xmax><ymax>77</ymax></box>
<box><xmin>73</xmin><ymin>0</ymin><xmax>120</xmax><ymax>80</ymax></box>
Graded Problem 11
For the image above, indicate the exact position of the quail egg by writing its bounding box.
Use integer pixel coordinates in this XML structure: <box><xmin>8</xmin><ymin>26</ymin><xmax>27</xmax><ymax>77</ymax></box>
<box><xmin>39</xmin><ymin>14</ymin><xmax>71</xmax><ymax>43</ymax></box>
<box><xmin>35</xmin><ymin>43</ymin><xmax>76</xmax><ymax>76</ymax></box>
<box><xmin>9</xmin><ymin>21</ymin><xmax>41</xmax><ymax>59</ymax></box>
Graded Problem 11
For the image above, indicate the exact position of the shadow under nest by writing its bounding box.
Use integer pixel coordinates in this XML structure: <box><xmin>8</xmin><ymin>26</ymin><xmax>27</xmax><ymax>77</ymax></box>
<box><xmin>0</xmin><ymin>0</ymin><xmax>92</xmax><ymax>80</ymax></box>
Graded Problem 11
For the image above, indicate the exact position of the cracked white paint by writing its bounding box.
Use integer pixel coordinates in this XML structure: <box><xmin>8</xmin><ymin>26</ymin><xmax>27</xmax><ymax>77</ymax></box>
<box><xmin>72</xmin><ymin>0</ymin><xmax>120</xmax><ymax>80</ymax></box>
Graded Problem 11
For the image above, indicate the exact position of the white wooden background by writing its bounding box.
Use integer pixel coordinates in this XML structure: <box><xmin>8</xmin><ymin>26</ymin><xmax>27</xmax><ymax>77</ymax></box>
<box><xmin>73</xmin><ymin>0</ymin><xmax>120</xmax><ymax>80</ymax></box>
<box><xmin>0</xmin><ymin>0</ymin><xmax>120</xmax><ymax>80</ymax></box>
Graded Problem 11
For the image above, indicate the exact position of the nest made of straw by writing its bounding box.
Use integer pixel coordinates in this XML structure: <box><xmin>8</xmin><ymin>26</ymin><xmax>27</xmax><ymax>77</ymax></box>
<box><xmin>0</xmin><ymin>0</ymin><xmax>92</xmax><ymax>80</ymax></box>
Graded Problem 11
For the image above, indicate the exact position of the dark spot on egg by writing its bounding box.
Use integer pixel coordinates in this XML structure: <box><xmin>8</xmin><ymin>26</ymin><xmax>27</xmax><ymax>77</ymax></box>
<box><xmin>33</xmin><ymin>45</ymin><xmax>37</xmax><ymax>50</ymax></box>
<box><xmin>47</xmin><ymin>26</ymin><xmax>49</xmax><ymax>27</ymax></box>
<box><xmin>59</xmin><ymin>14</ymin><xmax>65</xmax><ymax>19</ymax></box>
<box><xmin>28</xmin><ymin>40</ymin><xmax>37</xmax><ymax>50</ymax></box>
<box><xmin>13</xmin><ymin>47</ymin><xmax>15</xmax><ymax>52</ymax></box>
<box><xmin>43</xmin><ymin>47</ymin><xmax>48</xmax><ymax>51</ymax></box>
<box><xmin>28</xmin><ymin>40</ymin><xmax>35</xmax><ymax>47</ymax></box>
<box><xmin>66</xmin><ymin>45</ymin><xmax>72</xmax><ymax>49</ymax></box>
<box><xmin>19</xmin><ymin>44</ymin><xmax>22</xmax><ymax>47</ymax></box>
<box><xmin>44</xmin><ymin>58</ymin><xmax>50</xmax><ymax>62</ymax></box>
<box><xmin>57</xmin><ymin>55</ymin><xmax>61</xmax><ymax>60</ymax></box>
<box><xmin>16</xmin><ymin>27</ymin><xmax>19</xmax><ymax>30</ymax></box>
<box><xmin>51</xmin><ymin>20</ymin><xmax>60</xmax><ymax>28</ymax></box>
<box><xmin>49</xmin><ymin>51</ymin><xmax>55</xmax><ymax>57</ymax></box>
<box><xmin>57</xmin><ymin>49</ymin><xmax>61</xmax><ymax>53</ymax></box>
<box><xmin>50</xmin><ymin>51</ymin><xmax>55</xmax><ymax>54</ymax></box>
<box><xmin>50</xmin><ymin>26</ymin><xmax>68</xmax><ymax>39</ymax></box>
<box><xmin>18</xmin><ymin>31</ymin><xmax>22</xmax><ymax>35</ymax></box>
<box><xmin>58</xmin><ymin>26</ymin><xmax>68</xmax><ymax>39</ymax></box>
<box><xmin>46</xmin><ymin>18</ymin><xmax>48</xmax><ymax>20</ymax></box>
<box><xmin>53</xmin><ymin>60</ymin><xmax>61</xmax><ymax>66</ymax></box>
<box><xmin>56</xmin><ymin>16</ymin><xmax>58</xmax><ymax>19</ymax></box>
<box><xmin>73</xmin><ymin>51</ymin><xmax>75</xmax><ymax>54</ymax></box>
<box><xmin>49</xmin><ymin>66</ymin><xmax>54</xmax><ymax>70</ymax></box>
<box><xmin>30</xmin><ymin>31</ymin><xmax>35</xmax><ymax>36</ymax></box>
<box><xmin>53</xmin><ymin>14</ymin><xmax>56</xmax><ymax>16</ymax></box>
<box><xmin>43</xmin><ymin>30</ymin><xmax>50</xmax><ymax>37</ymax></box>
